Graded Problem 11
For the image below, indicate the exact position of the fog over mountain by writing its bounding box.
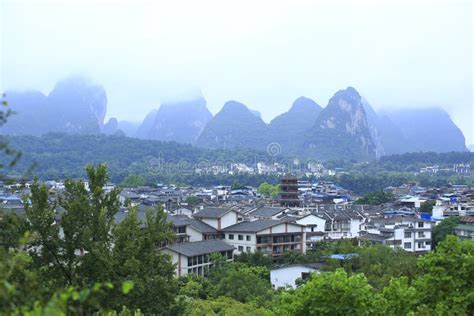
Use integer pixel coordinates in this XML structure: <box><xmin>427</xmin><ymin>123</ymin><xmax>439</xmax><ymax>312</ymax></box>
<box><xmin>2</xmin><ymin>77</ymin><xmax>468</xmax><ymax>160</ymax></box>
<box><xmin>1</xmin><ymin>0</ymin><xmax>472</xmax><ymax>145</ymax></box>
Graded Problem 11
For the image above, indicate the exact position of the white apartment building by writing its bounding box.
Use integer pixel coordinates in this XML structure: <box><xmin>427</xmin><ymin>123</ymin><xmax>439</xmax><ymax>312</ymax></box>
<box><xmin>361</xmin><ymin>217</ymin><xmax>432</xmax><ymax>253</ymax></box>
<box><xmin>163</xmin><ymin>240</ymin><xmax>235</xmax><ymax>277</ymax></box>
<box><xmin>222</xmin><ymin>219</ymin><xmax>306</xmax><ymax>256</ymax></box>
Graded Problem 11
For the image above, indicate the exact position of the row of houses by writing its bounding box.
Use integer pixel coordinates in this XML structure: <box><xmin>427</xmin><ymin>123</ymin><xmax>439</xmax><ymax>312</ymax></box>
<box><xmin>162</xmin><ymin>205</ymin><xmax>433</xmax><ymax>277</ymax></box>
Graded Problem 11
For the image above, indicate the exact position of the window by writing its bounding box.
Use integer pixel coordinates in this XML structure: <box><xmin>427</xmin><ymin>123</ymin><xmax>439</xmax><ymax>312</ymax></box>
<box><xmin>257</xmin><ymin>236</ymin><xmax>271</xmax><ymax>244</ymax></box>
<box><xmin>246</xmin><ymin>235</ymin><xmax>251</xmax><ymax>241</ymax></box>
<box><xmin>238</xmin><ymin>235</ymin><xmax>244</xmax><ymax>241</ymax></box>
<box><xmin>228</xmin><ymin>234</ymin><xmax>234</xmax><ymax>240</ymax></box>
<box><xmin>418</xmin><ymin>232</ymin><xmax>425</xmax><ymax>238</ymax></box>
<box><xmin>238</xmin><ymin>246</ymin><xmax>243</xmax><ymax>252</ymax></box>
<box><xmin>418</xmin><ymin>222</ymin><xmax>424</xmax><ymax>228</ymax></box>
<box><xmin>404</xmin><ymin>232</ymin><xmax>412</xmax><ymax>238</ymax></box>
<box><xmin>246</xmin><ymin>246</ymin><xmax>251</xmax><ymax>252</ymax></box>
<box><xmin>404</xmin><ymin>242</ymin><xmax>412</xmax><ymax>249</ymax></box>
<box><xmin>418</xmin><ymin>242</ymin><xmax>425</xmax><ymax>249</ymax></box>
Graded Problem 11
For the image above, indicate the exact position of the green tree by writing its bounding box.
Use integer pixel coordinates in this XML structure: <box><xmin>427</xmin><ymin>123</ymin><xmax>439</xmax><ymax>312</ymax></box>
<box><xmin>111</xmin><ymin>207</ymin><xmax>178</xmax><ymax>314</ymax></box>
<box><xmin>351</xmin><ymin>245</ymin><xmax>419</xmax><ymax>291</ymax></box>
<box><xmin>231</xmin><ymin>181</ymin><xmax>246</xmax><ymax>190</ymax></box>
<box><xmin>25</xmin><ymin>164</ymin><xmax>178</xmax><ymax>314</ymax></box>
<box><xmin>0</xmin><ymin>95</ymin><xmax>21</xmax><ymax>169</ymax></box>
<box><xmin>120</xmin><ymin>174</ymin><xmax>147</xmax><ymax>188</ymax></box>
<box><xmin>432</xmin><ymin>216</ymin><xmax>462</xmax><ymax>248</ymax></box>
<box><xmin>414</xmin><ymin>236</ymin><xmax>474</xmax><ymax>314</ymax></box>
<box><xmin>185</xmin><ymin>196</ymin><xmax>202</xmax><ymax>206</ymax></box>
<box><xmin>0</xmin><ymin>246</ymin><xmax>41</xmax><ymax>312</ymax></box>
<box><xmin>177</xmin><ymin>274</ymin><xmax>211</xmax><ymax>299</ymax></box>
<box><xmin>274</xmin><ymin>269</ymin><xmax>383</xmax><ymax>315</ymax></box>
<box><xmin>234</xmin><ymin>251</ymin><xmax>273</xmax><ymax>268</ymax></box>
<box><xmin>257</xmin><ymin>182</ymin><xmax>280</xmax><ymax>198</ymax></box>
<box><xmin>209</xmin><ymin>263</ymin><xmax>273</xmax><ymax>307</ymax></box>
<box><xmin>419</xmin><ymin>200</ymin><xmax>435</xmax><ymax>214</ymax></box>
<box><xmin>381</xmin><ymin>277</ymin><xmax>417</xmax><ymax>316</ymax></box>
<box><xmin>0</xmin><ymin>211</ymin><xmax>28</xmax><ymax>249</ymax></box>
<box><xmin>354</xmin><ymin>190</ymin><xmax>394</xmax><ymax>205</ymax></box>
<box><xmin>26</xmin><ymin>164</ymin><xmax>121</xmax><ymax>288</ymax></box>
<box><xmin>184</xmin><ymin>296</ymin><xmax>267</xmax><ymax>316</ymax></box>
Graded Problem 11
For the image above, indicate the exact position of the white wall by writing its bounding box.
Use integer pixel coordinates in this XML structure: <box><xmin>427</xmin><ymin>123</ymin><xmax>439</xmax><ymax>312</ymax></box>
<box><xmin>259</xmin><ymin>223</ymin><xmax>303</xmax><ymax>235</ymax></box>
<box><xmin>350</xmin><ymin>218</ymin><xmax>362</xmax><ymax>237</ymax></box>
<box><xmin>296</xmin><ymin>214</ymin><xmax>326</xmax><ymax>233</ymax></box>
<box><xmin>187</xmin><ymin>226</ymin><xmax>204</xmax><ymax>242</ymax></box>
<box><xmin>270</xmin><ymin>266</ymin><xmax>318</xmax><ymax>289</ymax></box>
<box><xmin>220</xmin><ymin>211</ymin><xmax>239</xmax><ymax>229</ymax></box>
<box><xmin>202</xmin><ymin>218</ymin><xmax>218</xmax><ymax>229</ymax></box>
<box><xmin>224</xmin><ymin>233</ymin><xmax>256</xmax><ymax>255</ymax></box>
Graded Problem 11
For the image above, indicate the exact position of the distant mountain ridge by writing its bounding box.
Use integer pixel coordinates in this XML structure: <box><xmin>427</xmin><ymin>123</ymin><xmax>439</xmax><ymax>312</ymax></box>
<box><xmin>2</xmin><ymin>77</ymin><xmax>468</xmax><ymax>160</ymax></box>
<box><xmin>269</xmin><ymin>96</ymin><xmax>323</xmax><ymax>155</ymax></box>
<box><xmin>302</xmin><ymin>87</ymin><xmax>376</xmax><ymax>160</ymax></box>
<box><xmin>196</xmin><ymin>100</ymin><xmax>270</xmax><ymax>150</ymax></box>
<box><xmin>2</xmin><ymin>77</ymin><xmax>107</xmax><ymax>135</ymax></box>
<box><xmin>382</xmin><ymin>107</ymin><xmax>467</xmax><ymax>153</ymax></box>
<box><xmin>140</xmin><ymin>97</ymin><xmax>212</xmax><ymax>143</ymax></box>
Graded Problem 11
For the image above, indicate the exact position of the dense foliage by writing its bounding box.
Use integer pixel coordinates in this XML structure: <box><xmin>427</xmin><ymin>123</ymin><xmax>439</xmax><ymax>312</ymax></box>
<box><xmin>119</xmin><ymin>173</ymin><xmax>147</xmax><ymax>187</ymax></box>
<box><xmin>257</xmin><ymin>182</ymin><xmax>281</xmax><ymax>198</ymax></box>
<box><xmin>354</xmin><ymin>190</ymin><xmax>394</xmax><ymax>205</ymax></box>
<box><xmin>3</xmin><ymin>134</ymin><xmax>474</xmax><ymax>193</ymax></box>
<box><xmin>432</xmin><ymin>216</ymin><xmax>462</xmax><ymax>248</ymax></box>
<box><xmin>1</xmin><ymin>165</ymin><xmax>178</xmax><ymax>314</ymax></box>
<box><xmin>273</xmin><ymin>237</ymin><xmax>473</xmax><ymax>315</ymax></box>
<box><xmin>333</xmin><ymin>171</ymin><xmax>474</xmax><ymax>194</ymax></box>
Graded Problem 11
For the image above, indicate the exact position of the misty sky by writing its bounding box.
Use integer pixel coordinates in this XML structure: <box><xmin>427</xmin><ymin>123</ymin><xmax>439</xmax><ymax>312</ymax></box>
<box><xmin>1</xmin><ymin>0</ymin><xmax>473</xmax><ymax>144</ymax></box>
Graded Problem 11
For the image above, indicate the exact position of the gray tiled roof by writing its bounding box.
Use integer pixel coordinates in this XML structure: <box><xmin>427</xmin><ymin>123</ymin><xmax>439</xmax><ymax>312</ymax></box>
<box><xmin>165</xmin><ymin>240</ymin><xmax>234</xmax><ymax>257</ymax></box>
<box><xmin>250</xmin><ymin>207</ymin><xmax>286</xmax><ymax>218</ymax></box>
<box><xmin>193</xmin><ymin>207</ymin><xmax>233</xmax><ymax>219</ymax></box>
<box><xmin>222</xmin><ymin>219</ymin><xmax>289</xmax><ymax>233</ymax></box>
<box><xmin>114</xmin><ymin>207</ymin><xmax>151</xmax><ymax>225</ymax></box>
<box><xmin>167</xmin><ymin>215</ymin><xmax>217</xmax><ymax>234</ymax></box>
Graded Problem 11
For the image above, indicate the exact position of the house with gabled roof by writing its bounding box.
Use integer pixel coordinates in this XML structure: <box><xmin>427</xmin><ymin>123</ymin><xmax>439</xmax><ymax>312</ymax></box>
<box><xmin>192</xmin><ymin>206</ymin><xmax>242</xmax><ymax>230</ymax></box>
<box><xmin>163</xmin><ymin>240</ymin><xmax>235</xmax><ymax>277</ymax></box>
<box><xmin>222</xmin><ymin>219</ymin><xmax>305</xmax><ymax>257</ymax></box>
<box><xmin>167</xmin><ymin>215</ymin><xmax>221</xmax><ymax>243</ymax></box>
<box><xmin>248</xmin><ymin>206</ymin><xmax>289</xmax><ymax>220</ymax></box>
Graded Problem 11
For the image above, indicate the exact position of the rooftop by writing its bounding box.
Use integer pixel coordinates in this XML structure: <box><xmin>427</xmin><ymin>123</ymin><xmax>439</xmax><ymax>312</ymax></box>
<box><xmin>165</xmin><ymin>240</ymin><xmax>235</xmax><ymax>257</ymax></box>
<box><xmin>223</xmin><ymin>219</ymin><xmax>297</xmax><ymax>233</ymax></box>
<box><xmin>250</xmin><ymin>207</ymin><xmax>286</xmax><ymax>218</ymax></box>
<box><xmin>193</xmin><ymin>207</ymin><xmax>234</xmax><ymax>219</ymax></box>
<box><xmin>167</xmin><ymin>215</ymin><xmax>217</xmax><ymax>233</ymax></box>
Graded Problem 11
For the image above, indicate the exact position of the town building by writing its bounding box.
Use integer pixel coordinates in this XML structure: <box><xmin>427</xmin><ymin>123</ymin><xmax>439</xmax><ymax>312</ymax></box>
<box><xmin>454</xmin><ymin>216</ymin><xmax>474</xmax><ymax>240</ymax></box>
<box><xmin>222</xmin><ymin>219</ymin><xmax>305</xmax><ymax>256</ymax></box>
<box><xmin>360</xmin><ymin>217</ymin><xmax>432</xmax><ymax>253</ymax></box>
<box><xmin>163</xmin><ymin>240</ymin><xmax>235</xmax><ymax>277</ymax></box>
<box><xmin>280</xmin><ymin>175</ymin><xmax>300</xmax><ymax>207</ymax></box>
